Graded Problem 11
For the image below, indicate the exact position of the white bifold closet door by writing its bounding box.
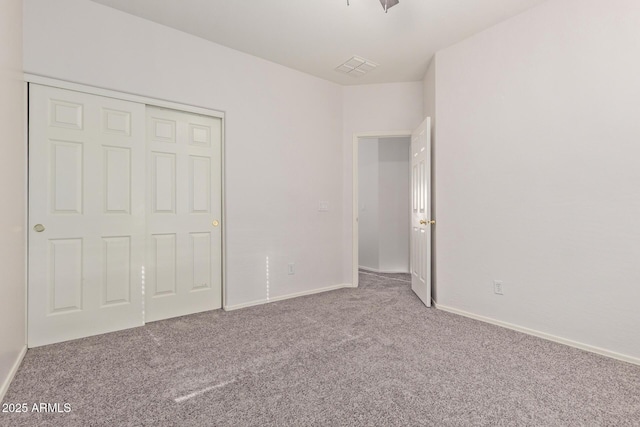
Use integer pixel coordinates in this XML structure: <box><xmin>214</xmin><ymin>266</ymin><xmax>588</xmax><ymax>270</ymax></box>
<box><xmin>28</xmin><ymin>85</ymin><xmax>146</xmax><ymax>347</ymax></box>
<box><xmin>145</xmin><ymin>107</ymin><xmax>222</xmax><ymax>322</ymax></box>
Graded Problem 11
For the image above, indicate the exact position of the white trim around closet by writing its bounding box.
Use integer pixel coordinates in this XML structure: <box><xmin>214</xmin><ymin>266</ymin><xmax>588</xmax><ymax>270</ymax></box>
<box><xmin>24</xmin><ymin>74</ymin><xmax>225</xmax><ymax>119</ymax></box>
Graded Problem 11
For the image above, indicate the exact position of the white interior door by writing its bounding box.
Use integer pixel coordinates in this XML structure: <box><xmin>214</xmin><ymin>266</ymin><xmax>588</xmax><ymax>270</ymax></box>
<box><xmin>145</xmin><ymin>106</ymin><xmax>222</xmax><ymax>322</ymax></box>
<box><xmin>411</xmin><ymin>117</ymin><xmax>432</xmax><ymax>307</ymax></box>
<box><xmin>28</xmin><ymin>85</ymin><xmax>146</xmax><ymax>347</ymax></box>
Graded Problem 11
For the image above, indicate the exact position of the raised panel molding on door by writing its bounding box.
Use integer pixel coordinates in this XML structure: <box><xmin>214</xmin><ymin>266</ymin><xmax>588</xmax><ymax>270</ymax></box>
<box><xmin>28</xmin><ymin>85</ymin><xmax>146</xmax><ymax>347</ymax></box>
<box><xmin>410</xmin><ymin>117</ymin><xmax>432</xmax><ymax>307</ymax></box>
<box><xmin>145</xmin><ymin>106</ymin><xmax>222</xmax><ymax>322</ymax></box>
<box><xmin>28</xmin><ymin>80</ymin><xmax>224</xmax><ymax>347</ymax></box>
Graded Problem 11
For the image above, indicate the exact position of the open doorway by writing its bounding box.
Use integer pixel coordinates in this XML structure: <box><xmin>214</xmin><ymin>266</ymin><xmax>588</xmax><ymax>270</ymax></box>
<box><xmin>358</xmin><ymin>136</ymin><xmax>411</xmax><ymax>273</ymax></box>
<box><xmin>351</xmin><ymin>118</ymin><xmax>433</xmax><ymax>306</ymax></box>
<box><xmin>352</xmin><ymin>131</ymin><xmax>412</xmax><ymax>287</ymax></box>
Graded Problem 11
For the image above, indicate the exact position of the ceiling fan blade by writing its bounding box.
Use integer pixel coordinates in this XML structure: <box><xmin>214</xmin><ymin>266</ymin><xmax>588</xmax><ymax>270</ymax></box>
<box><xmin>379</xmin><ymin>0</ymin><xmax>399</xmax><ymax>12</ymax></box>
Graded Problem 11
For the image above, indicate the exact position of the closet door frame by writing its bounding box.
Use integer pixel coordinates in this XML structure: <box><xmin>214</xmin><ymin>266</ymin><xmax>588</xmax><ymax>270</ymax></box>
<box><xmin>24</xmin><ymin>74</ymin><xmax>228</xmax><ymax>321</ymax></box>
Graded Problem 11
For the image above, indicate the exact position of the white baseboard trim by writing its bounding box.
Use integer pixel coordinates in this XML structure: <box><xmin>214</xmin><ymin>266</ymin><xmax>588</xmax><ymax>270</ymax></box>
<box><xmin>358</xmin><ymin>266</ymin><xmax>410</xmax><ymax>274</ymax></box>
<box><xmin>223</xmin><ymin>284</ymin><xmax>352</xmax><ymax>311</ymax></box>
<box><xmin>0</xmin><ymin>345</ymin><xmax>27</xmax><ymax>402</ymax></box>
<box><xmin>434</xmin><ymin>303</ymin><xmax>640</xmax><ymax>367</ymax></box>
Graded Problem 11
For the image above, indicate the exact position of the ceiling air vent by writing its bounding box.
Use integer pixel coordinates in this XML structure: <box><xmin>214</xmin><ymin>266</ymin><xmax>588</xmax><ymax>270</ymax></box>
<box><xmin>335</xmin><ymin>56</ymin><xmax>378</xmax><ymax>78</ymax></box>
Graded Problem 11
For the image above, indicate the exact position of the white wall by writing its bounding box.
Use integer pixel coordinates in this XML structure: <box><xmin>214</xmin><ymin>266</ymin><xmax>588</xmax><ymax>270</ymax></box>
<box><xmin>378</xmin><ymin>138</ymin><xmax>410</xmax><ymax>273</ymax></box>
<box><xmin>422</xmin><ymin>58</ymin><xmax>436</xmax><ymax>122</ymax></box>
<box><xmin>0</xmin><ymin>0</ymin><xmax>26</xmax><ymax>400</ymax></box>
<box><xmin>343</xmin><ymin>82</ymin><xmax>423</xmax><ymax>281</ymax></box>
<box><xmin>357</xmin><ymin>138</ymin><xmax>379</xmax><ymax>270</ymax></box>
<box><xmin>24</xmin><ymin>0</ymin><xmax>344</xmax><ymax>308</ymax></box>
<box><xmin>358</xmin><ymin>137</ymin><xmax>411</xmax><ymax>273</ymax></box>
<box><xmin>435</xmin><ymin>0</ymin><xmax>640</xmax><ymax>360</ymax></box>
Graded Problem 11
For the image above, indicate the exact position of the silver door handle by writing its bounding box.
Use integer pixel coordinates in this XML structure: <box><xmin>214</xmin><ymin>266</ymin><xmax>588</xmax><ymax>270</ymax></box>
<box><xmin>34</xmin><ymin>224</ymin><xmax>45</xmax><ymax>232</ymax></box>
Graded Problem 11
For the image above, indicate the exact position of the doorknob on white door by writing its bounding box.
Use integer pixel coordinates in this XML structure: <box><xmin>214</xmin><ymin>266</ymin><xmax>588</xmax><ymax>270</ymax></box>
<box><xmin>33</xmin><ymin>224</ymin><xmax>45</xmax><ymax>232</ymax></box>
<box><xmin>420</xmin><ymin>220</ymin><xmax>427</xmax><ymax>225</ymax></box>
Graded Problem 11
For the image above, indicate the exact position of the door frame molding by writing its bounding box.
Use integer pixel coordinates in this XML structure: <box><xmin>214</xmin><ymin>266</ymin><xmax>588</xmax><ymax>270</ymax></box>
<box><xmin>351</xmin><ymin>130</ymin><xmax>412</xmax><ymax>288</ymax></box>
<box><xmin>24</xmin><ymin>74</ymin><xmax>225</xmax><ymax>119</ymax></box>
<box><xmin>23</xmin><ymin>74</ymin><xmax>229</xmax><ymax>310</ymax></box>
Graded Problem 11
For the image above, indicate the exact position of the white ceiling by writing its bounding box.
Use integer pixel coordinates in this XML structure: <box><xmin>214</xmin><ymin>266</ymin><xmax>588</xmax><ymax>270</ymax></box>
<box><xmin>89</xmin><ymin>0</ymin><xmax>548</xmax><ymax>85</ymax></box>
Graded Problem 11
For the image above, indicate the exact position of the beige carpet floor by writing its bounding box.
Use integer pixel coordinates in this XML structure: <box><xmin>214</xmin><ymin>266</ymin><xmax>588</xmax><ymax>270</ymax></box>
<box><xmin>2</xmin><ymin>271</ymin><xmax>640</xmax><ymax>426</ymax></box>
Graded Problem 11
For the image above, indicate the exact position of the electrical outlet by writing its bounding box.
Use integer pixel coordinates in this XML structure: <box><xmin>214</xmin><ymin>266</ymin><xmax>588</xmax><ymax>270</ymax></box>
<box><xmin>318</xmin><ymin>201</ymin><xmax>329</xmax><ymax>212</ymax></box>
<box><xmin>288</xmin><ymin>263</ymin><xmax>295</xmax><ymax>275</ymax></box>
<box><xmin>494</xmin><ymin>280</ymin><xmax>504</xmax><ymax>295</ymax></box>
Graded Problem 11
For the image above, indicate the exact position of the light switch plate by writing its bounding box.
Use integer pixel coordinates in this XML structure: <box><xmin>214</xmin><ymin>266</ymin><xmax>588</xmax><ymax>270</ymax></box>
<box><xmin>318</xmin><ymin>201</ymin><xmax>329</xmax><ymax>212</ymax></box>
